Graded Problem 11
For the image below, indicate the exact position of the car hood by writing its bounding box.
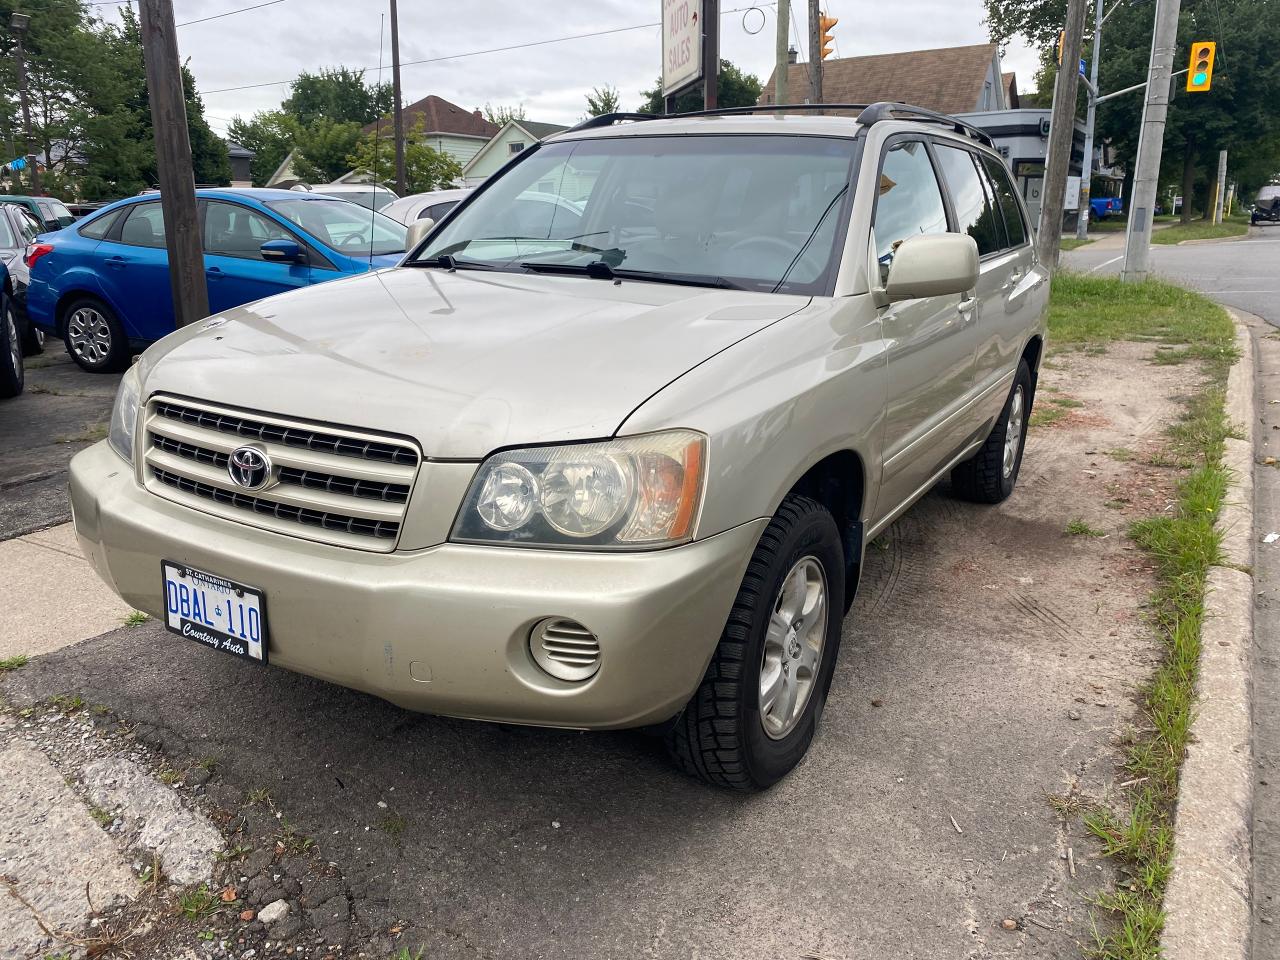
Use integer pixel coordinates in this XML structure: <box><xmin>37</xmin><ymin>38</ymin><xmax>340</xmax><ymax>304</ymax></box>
<box><xmin>140</xmin><ymin>268</ymin><xmax>809</xmax><ymax>459</ymax></box>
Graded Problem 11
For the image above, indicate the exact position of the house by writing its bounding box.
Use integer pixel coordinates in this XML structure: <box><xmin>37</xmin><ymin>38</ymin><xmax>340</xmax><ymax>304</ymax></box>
<box><xmin>460</xmin><ymin>118</ymin><xmax>569</xmax><ymax>187</ymax></box>
<box><xmin>759</xmin><ymin>43</ymin><xmax>1013</xmax><ymax>114</ymax></box>
<box><xmin>226</xmin><ymin>140</ymin><xmax>254</xmax><ymax>187</ymax></box>
<box><xmin>361</xmin><ymin>94</ymin><xmax>500</xmax><ymax>168</ymax></box>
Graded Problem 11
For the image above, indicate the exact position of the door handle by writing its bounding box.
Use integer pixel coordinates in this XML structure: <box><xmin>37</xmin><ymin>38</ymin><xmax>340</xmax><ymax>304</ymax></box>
<box><xmin>106</xmin><ymin>256</ymin><xmax>126</xmax><ymax>269</ymax></box>
<box><xmin>205</xmin><ymin>267</ymin><xmax>223</xmax><ymax>280</ymax></box>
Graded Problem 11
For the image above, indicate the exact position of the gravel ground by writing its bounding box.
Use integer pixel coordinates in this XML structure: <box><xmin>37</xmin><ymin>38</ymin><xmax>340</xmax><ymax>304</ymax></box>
<box><xmin>0</xmin><ymin>341</ymin><xmax>1201</xmax><ymax>959</ymax></box>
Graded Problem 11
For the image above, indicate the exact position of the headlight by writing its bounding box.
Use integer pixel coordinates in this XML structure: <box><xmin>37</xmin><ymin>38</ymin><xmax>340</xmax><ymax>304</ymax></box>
<box><xmin>107</xmin><ymin>364</ymin><xmax>141</xmax><ymax>464</ymax></box>
<box><xmin>452</xmin><ymin>430</ymin><xmax>706</xmax><ymax>549</ymax></box>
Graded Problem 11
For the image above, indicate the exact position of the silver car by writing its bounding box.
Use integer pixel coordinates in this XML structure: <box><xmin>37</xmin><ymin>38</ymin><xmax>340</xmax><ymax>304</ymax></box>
<box><xmin>71</xmin><ymin>103</ymin><xmax>1049</xmax><ymax>789</ymax></box>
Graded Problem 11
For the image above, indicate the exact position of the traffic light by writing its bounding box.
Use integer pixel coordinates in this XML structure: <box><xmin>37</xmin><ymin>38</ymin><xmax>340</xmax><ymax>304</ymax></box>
<box><xmin>819</xmin><ymin>12</ymin><xmax>838</xmax><ymax>60</ymax></box>
<box><xmin>1186</xmin><ymin>41</ymin><xmax>1216</xmax><ymax>92</ymax></box>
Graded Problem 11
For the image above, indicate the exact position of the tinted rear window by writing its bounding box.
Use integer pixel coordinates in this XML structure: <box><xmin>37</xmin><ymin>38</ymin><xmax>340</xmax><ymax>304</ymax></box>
<box><xmin>79</xmin><ymin>208</ymin><xmax>123</xmax><ymax>240</ymax></box>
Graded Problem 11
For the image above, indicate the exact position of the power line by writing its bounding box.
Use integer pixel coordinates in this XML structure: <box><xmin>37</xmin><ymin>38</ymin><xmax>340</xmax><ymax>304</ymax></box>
<box><xmin>203</xmin><ymin>3</ymin><xmax>775</xmax><ymax>95</ymax></box>
<box><xmin>177</xmin><ymin>0</ymin><xmax>285</xmax><ymax>27</ymax></box>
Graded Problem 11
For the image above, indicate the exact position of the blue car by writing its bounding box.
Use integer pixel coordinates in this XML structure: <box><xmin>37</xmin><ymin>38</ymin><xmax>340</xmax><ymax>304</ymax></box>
<box><xmin>25</xmin><ymin>188</ymin><xmax>408</xmax><ymax>372</ymax></box>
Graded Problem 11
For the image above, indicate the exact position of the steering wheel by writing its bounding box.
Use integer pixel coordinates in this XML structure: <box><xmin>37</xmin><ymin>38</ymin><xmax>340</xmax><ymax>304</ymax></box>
<box><xmin>335</xmin><ymin>230</ymin><xmax>369</xmax><ymax>247</ymax></box>
<box><xmin>727</xmin><ymin>235</ymin><xmax>797</xmax><ymax>258</ymax></box>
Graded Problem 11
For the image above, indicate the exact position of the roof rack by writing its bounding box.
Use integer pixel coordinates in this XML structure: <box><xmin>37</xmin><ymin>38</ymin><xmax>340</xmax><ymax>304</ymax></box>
<box><xmin>563</xmin><ymin>102</ymin><xmax>993</xmax><ymax>148</ymax></box>
<box><xmin>855</xmin><ymin>102</ymin><xmax>994</xmax><ymax>147</ymax></box>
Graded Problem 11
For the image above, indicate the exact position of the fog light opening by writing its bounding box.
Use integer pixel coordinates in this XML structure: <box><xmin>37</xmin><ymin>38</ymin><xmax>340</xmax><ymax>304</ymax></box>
<box><xmin>529</xmin><ymin>618</ymin><xmax>601</xmax><ymax>682</ymax></box>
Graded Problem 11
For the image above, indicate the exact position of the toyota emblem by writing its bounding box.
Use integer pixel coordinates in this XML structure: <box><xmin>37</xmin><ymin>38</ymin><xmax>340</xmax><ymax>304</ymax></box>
<box><xmin>228</xmin><ymin>445</ymin><xmax>272</xmax><ymax>491</ymax></box>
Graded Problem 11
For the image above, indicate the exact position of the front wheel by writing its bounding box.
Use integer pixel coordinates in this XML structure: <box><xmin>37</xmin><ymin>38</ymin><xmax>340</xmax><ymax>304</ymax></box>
<box><xmin>665</xmin><ymin>495</ymin><xmax>845</xmax><ymax>791</ymax></box>
<box><xmin>951</xmin><ymin>359</ymin><xmax>1033</xmax><ymax>503</ymax></box>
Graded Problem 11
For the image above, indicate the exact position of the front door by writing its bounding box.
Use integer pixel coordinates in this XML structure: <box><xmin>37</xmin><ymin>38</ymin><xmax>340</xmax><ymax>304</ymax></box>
<box><xmin>201</xmin><ymin>200</ymin><xmax>313</xmax><ymax>315</ymax></box>
<box><xmin>871</xmin><ymin>137</ymin><xmax>978</xmax><ymax>523</ymax></box>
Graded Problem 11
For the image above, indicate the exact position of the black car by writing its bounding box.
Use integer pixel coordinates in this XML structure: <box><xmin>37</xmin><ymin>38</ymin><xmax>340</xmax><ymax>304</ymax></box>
<box><xmin>0</xmin><ymin>203</ymin><xmax>45</xmax><ymax>355</ymax></box>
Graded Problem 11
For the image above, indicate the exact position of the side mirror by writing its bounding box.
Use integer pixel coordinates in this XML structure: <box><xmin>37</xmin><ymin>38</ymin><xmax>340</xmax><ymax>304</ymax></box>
<box><xmin>405</xmin><ymin>218</ymin><xmax>434</xmax><ymax>250</ymax></box>
<box><xmin>882</xmin><ymin>233</ymin><xmax>979</xmax><ymax>302</ymax></box>
<box><xmin>260</xmin><ymin>239</ymin><xmax>305</xmax><ymax>263</ymax></box>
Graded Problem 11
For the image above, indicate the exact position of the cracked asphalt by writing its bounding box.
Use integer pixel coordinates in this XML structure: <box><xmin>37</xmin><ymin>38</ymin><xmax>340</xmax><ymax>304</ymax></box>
<box><xmin>1</xmin><ymin>337</ymin><xmax>1190</xmax><ymax>958</ymax></box>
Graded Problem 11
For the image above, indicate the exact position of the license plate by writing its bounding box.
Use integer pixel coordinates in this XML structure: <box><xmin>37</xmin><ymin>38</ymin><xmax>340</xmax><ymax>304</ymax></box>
<box><xmin>161</xmin><ymin>561</ymin><xmax>268</xmax><ymax>664</ymax></box>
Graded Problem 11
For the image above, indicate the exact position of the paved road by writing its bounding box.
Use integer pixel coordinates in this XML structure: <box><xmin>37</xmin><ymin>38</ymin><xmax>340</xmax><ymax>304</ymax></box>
<box><xmin>0</xmin><ymin>350</ymin><xmax>118</xmax><ymax>541</ymax></box>
<box><xmin>1068</xmin><ymin>225</ymin><xmax>1280</xmax><ymax>960</ymax></box>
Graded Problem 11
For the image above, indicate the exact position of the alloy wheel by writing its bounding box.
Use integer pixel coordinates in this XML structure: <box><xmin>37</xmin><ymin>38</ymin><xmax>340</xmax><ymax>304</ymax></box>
<box><xmin>6</xmin><ymin>304</ymin><xmax>20</xmax><ymax>378</ymax></box>
<box><xmin>1003</xmin><ymin>385</ymin><xmax>1026</xmax><ymax>479</ymax></box>
<box><xmin>67</xmin><ymin>306</ymin><xmax>112</xmax><ymax>366</ymax></box>
<box><xmin>759</xmin><ymin>556</ymin><xmax>829</xmax><ymax>740</ymax></box>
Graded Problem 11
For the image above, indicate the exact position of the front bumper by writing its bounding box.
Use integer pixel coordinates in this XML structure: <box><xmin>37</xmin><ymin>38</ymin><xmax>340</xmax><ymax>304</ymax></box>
<box><xmin>70</xmin><ymin>441</ymin><xmax>764</xmax><ymax>729</ymax></box>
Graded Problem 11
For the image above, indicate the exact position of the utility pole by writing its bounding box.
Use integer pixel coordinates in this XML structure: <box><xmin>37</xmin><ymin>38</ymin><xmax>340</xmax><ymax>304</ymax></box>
<box><xmin>1076</xmin><ymin>0</ymin><xmax>1106</xmax><ymax>241</ymax></box>
<box><xmin>774</xmin><ymin>0</ymin><xmax>789</xmax><ymax>106</ymax></box>
<box><xmin>1213</xmin><ymin>149</ymin><xmax>1227</xmax><ymax>224</ymax></box>
<box><xmin>1036</xmin><ymin>0</ymin><xmax>1088</xmax><ymax>269</ymax></box>
<box><xmin>807</xmin><ymin>0</ymin><xmax>822</xmax><ymax>104</ymax></box>
<box><xmin>138</xmin><ymin>0</ymin><xmax>208</xmax><ymax>327</ymax></box>
<box><xmin>1121</xmin><ymin>0</ymin><xmax>1182</xmax><ymax>282</ymax></box>
<box><xmin>9</xmin><ymin>12</ymin><xmax>40</xmax><ymax>195</ymax></box>
<box><xmin>389</xmin><ymin>0</ymin><xmax>406</xmax><ymax>196</ymax></box>
<box><xmin>702</xmin><ymin>0</ymin><xmax>719</xmax><ymax>109</ymax></box>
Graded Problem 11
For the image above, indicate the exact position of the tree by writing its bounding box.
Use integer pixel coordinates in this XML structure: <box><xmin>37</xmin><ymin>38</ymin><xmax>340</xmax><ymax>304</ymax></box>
<box><xmin>289</xmin><ymin>117</ymin><xmax>362</xmax><ymax>183</ymax></box>
<box><xmin>227</xmin><ymin>110</ymin><xmax>294</xmax><ymax>186</ymax></box>
<box><xmin>483</xmin><ymin>102</ymin><xmax>527</xmax><ymax>126</ymax></box>
<box><xmin>637</xmin><ymin>60</ymin><xmax>763</xmax><ymax>113</ymax></box>
<box><xmin>283</xmin><ymin>66</ymin><xmax>393</xmax><ymax>127</ymax></box>
<box><xmin>584</xmin><ymin>85</ymin><xmax>621</xmax><ymax>117</ymax></box>
<box><xmin>346</xmin><ymin>119</ymin><xmax>462</xmax><ymax>192</ymax></box>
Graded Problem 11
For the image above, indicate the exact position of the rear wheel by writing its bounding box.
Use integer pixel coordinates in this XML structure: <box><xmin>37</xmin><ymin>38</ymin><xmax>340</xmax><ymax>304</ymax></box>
<box><xmin>63</xmin><ymin>297</ymin><xmax>128</xmax><ymax>373</ymax></box>
<box><xmin>665</xmin><ymin>495</ymin><xmax>845</xmax><ymax>791</ymax></box>
<box><xmin>0</xmin><ymin>295</ymin><xmax>25</xmax><ymax>398</ymax></box>
<box><xmin>951</xmin><ymin>359</ymin><xmax>1032</xmax><ymax>504</ymax></box>
<box><xmin>21</xmin><ymin>316</ymin><xmax>45</xmax><ymax>356</ymax></box>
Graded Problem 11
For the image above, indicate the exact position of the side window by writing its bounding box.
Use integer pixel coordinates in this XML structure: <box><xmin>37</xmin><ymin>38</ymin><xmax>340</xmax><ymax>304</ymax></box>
<box><xmin>423</xmin><ymin>201</ymin><xmax>456</xmax><ymax>221</ymax></box>
<box><xmin>204</xmin><ymin>201</ymin><xmax>292</xmax><ymax>260</ymax></box>
<box><xmin>981</xmin><ymin>155</ymin><xmax>1029</xmax><ymax>248</ymax></box>
<box><xmin>118</xmin><ymin>203</ymin><xmax>167</xmax><ymax>249</ymax></box>
<box><xmin>0</xmin><ymin>213</ymin><xmax>14</xmax><ymax>249</ymax></box>
<box><xmin>873</xmin><ymin>140</ymin><xmax>949</xmax><ymax>281</ymax></box>
<box><xmin>78</xmin><ymin>208</ymin><xmax>122</xmax><ymax>240</ymax></box>
<box><xmin>933</xmin><ymin>143</ymin><xmax>1004</xmax><ymax>257</ymax></box>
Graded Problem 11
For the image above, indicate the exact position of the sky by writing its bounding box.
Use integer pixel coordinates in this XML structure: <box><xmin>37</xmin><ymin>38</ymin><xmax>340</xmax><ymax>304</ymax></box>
<box><xmin>93</xmin><ymin>0</ymin><xmax>1043</xmax><ymax>139</ymax></box>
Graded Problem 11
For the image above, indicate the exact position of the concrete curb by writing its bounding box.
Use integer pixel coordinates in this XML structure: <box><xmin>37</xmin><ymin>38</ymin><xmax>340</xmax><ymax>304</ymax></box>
<box><xmin>1175</xmin><ymin>231</ymin><xmax>1252</xmax><ymax>247</ymax></box>
<box><xmin>1162</xmin><ymin>315</ymin><xmax>1255</xmax><ymax>960</ymax></box>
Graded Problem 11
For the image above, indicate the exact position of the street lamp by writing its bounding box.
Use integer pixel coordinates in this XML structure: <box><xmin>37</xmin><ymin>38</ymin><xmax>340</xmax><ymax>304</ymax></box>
<box><xmin>9</xmin><ymin>10</ymin><xmax>41</xmax><ymax>195</ymax></box>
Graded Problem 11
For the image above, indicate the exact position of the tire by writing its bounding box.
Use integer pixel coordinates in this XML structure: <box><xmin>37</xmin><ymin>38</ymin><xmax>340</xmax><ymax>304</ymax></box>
<box><xmin>0</xmin><ymin>294</ymin><xmax>24</xmax><ymax>398</ymax></box>
<box><xmin>21</xmin><ymin>315</ymin><xmax>45</xmax><ymax>356</ymax></box>
<box><xmin>63</xmin><ymin>297</ymin><xmax>128</xmax><ymax>373</ymax></box>
<box><xmin>951</xmin><ymin>359</ymin><xmax>1033</xmax><ymax>504</ymax></box>
<box><xmin>665</xmin><ymin>495</ymin><xmax>845</xmax><ymax>791</ymax></box>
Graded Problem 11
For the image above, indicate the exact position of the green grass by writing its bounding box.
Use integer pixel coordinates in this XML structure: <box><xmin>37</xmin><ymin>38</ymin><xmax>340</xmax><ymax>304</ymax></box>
<box><xmin>178</xmin><ymin>885</ymin><xmax>219</xmax><ymax>920</ymax></box>
<box><xmin>1082</xmin><ymin>358</ymin><xmax>1231</xmax><ymax>960</ymax></box>
<box><xmin>0</xmin><ymin>654</ymin><xmax>29</xmax><ymax>673</ymax></box>
<box><xmin>1066</xmin><ymin>518</ymin><xmax>1106</xmax><ymax>537</ymax></box>
<box><xmin>1061</xmin><ymin>237</ymin><xmax>1095</xmax><ymax>251</ymax></box>
<box><xmin>122</xmin><ymin>610</ymin><xmax>149</xmax><ymax>626</ymax></box>
<box><xmin>1028</xmin><ymin>392</ymin><xmax>1085</xmax><ymax>428</ymax></box>
<box><xmin>1085</xmin><ymin>218</ymin><xmax>1129</xmax><ymax>233</ymax></box>
<box><xmin>1150</xmin><ymin>220</ymin><xmax>1248</xmax><ymax>245</ymax></box>
<box><xmin>392</xmin><ymin>948</ymin><xmax>426</xmax><ymax>960</ymax></box>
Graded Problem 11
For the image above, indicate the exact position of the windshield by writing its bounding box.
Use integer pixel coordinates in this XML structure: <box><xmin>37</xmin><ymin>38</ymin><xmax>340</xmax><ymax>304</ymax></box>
<box><xmin>415</xmin><ymin>134</ymin><xmax>859</xmax><ymax>294</ymax></box>
<box><xmin>266</xmin><ymin>198</ymin><xmax>407</xmax><ymax>256</ymax></box>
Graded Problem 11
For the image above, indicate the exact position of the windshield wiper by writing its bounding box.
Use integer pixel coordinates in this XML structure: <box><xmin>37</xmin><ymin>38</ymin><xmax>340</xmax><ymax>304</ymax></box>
<box><xmin>519</xmin><ymin>260</ymin><xmax>743</xmax><ymax>290</ymax></box>
<box><xmin>409</xmin><ymin>254</ymin><xmax>502</xmax><ymax>272</ymax></box>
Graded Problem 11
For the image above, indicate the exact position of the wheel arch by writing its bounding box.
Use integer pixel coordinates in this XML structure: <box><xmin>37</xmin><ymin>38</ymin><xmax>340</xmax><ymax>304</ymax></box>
<box><xmin>780</xmin><ymin>449</ymin><xmax>866</xmax><ymax>612</ymax></box>
<box><xmin>1021</xmin><ymin>334</ymin><xmax>1044</xmax><ymax>407</ymax></box>
<box><xmin>54</xmin><ymin>288</ymin><xmax>111</xmax><ymax>338</ymax></box>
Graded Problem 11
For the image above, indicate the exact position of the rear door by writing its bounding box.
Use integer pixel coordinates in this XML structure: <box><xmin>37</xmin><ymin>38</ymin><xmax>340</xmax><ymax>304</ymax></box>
<box><xmin>201</xmin><ymin>200</ymin><xmax>312</xmax><ymax>314</ymax></box>
<box><xmin>872</xmin><ymin>136</ymin><xmax>979</xmax><ymax>520</ymax></box>
<box><xmin>91</xmin><ymin>201</ymin><xmax>175</xmax><ymax>340</ymax></box>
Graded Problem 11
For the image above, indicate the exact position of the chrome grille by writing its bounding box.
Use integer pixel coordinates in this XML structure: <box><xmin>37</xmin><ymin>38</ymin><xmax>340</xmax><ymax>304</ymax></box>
<box><xmin>143</xmin><ymin>397</ymin><xmax>420</xmax><ymax>552</ymax></box>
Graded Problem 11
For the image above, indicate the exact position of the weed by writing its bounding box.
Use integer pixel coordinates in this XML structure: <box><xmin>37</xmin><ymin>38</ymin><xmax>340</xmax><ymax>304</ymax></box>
<box><xmin>1107</xmin><ymin>448</ymin><xmax>1135</xmax><ymax>463</ymax></box>
<box><xmin>276</xmin><ymin>822</ymin><xmax>314</xmax><ymax>855</ymax></box>
<box><xmin>158</xmin><ymin>767</ymin><xmax>180</xmax><ymax>785</ymax></box>
<box><xmin>86</xmin><ymin>803</ymin><xmax>114</xmax><ymax>828</ymax></box>
<box><xmin>178</xmin><ymin>885</ymin><xmax>219</xmax><ymax>920</ymax></box>
<box><xmin>50</xmin><ymin>694</ymin><xmax>85</xmax><ymax>713</ymax></box>
<box><xmin>0</xmin><ymin>654</ymin><xmax>29</xmax><ymax>673</ymax></box>
<box><xmin>246</xmin><ymin>787</ymin><xmax>272</xmax><ymax>805</ymax></box>
<box><xmin>379</xmin><ymin>814</ymin><xmax>407</xmax><ymax>838</ymax></box>
<box><xmin>392</xmin><ymin>948</ymin><xmax>426</xmax><ymax>960</ymax></box>
<box><xmin>195</xmin><ymin>756</ymin><xmax>219</xmax><ymax>773</ymax></box>
<box><xmin>122</xmin><ymin>610</ymin><xmax>149</xmax><ymax>626</ymax></box>
<box><xmin>1104</xmin><ymin>499</ymin><xmax>1129</xmax><ymax>511</ymax></box>
<box><xmin>216</xmin><ymin>843</ymin><xmax>253</xmax><ymax>863</ymax></box>
<box><xmin>1030</xmin><ymin>405</ymin><xmax>1068</xmax><ymax>428</ymax></box>
<box><xmin>1066</xmin><ymin>519</ymin><xmax>1106</xmax><ymax>538</ymax></box>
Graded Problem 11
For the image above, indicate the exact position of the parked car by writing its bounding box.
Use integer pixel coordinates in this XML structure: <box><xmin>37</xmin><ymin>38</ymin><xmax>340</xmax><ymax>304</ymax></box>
<box><xmin>1252</xmin><ymin>184</ymin><xmax>1280</xmax><ymax>225</ymax></box>
<box><xmin>66</xmin><ymin>201</ymin><xmax>109</xmax><ymax>220</ymax></box>
<box><xmin>381</xmin><ymin>188</ymin><xmax>472</xmax><ymax>224</ymax></box>
<box><xmin>25</xmin><ymin>188</ymin><xmax>408</xmax><ymax>372</ymax></box>
<box><xmin>0</xmin><ymin>194</ymin><xmax>75</xmax><ymax>231</ymax></box>
<box><xmin>70</xmin><ymin>103</ymin><xmax>1048</xmax><ymax>789</ymax></box>
<box><xmin>0</xmin><ymin>261</ymin><xmax>22</xmax><ymax>398</ymax></box>
<box><xmin>1089</xmin><ymin>195</ymin><xmax>1123</xmax><ymax>219</ymax></box>
<box><xmin>295</xmin><ymin>182</ymin><xmax>398</xmax><ymax>211</ymax></box>
<box><xmin>0</xmin><ymin>203</ymin><xmax>44</xmax><ymax>355</ymax></box>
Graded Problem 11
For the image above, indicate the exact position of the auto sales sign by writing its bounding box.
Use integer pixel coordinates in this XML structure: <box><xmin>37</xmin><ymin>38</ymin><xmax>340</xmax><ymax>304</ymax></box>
<box><xmin>662</xmin><ymin>0</ymin><xmax>703</xmax><ymax>96</ymax></box>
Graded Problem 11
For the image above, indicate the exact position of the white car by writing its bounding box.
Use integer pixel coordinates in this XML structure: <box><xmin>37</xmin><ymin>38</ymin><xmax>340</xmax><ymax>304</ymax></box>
<box><xmin>293</xmin><ymin>182</ymin><xmax>399</xmax><ymax>212</ymax></box>
<box><xmin>381</xmin><ymin>188</ymin><xmax>474</xmax><ymax>225</ymax></box>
